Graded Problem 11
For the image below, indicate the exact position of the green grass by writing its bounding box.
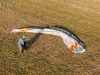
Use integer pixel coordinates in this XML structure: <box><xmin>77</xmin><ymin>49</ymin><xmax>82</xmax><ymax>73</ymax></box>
<box><xmin>0</xmin><ymin>0</ymin><xmax>100</xmax><ymax>75</ymax></box>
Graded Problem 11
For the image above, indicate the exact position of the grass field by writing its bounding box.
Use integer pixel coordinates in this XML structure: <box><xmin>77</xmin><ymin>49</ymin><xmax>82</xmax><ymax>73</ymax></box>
<box><xmin>0</xmin><ymin>0</ymin><xmax>100</xmax><ymax>75</ymax></box>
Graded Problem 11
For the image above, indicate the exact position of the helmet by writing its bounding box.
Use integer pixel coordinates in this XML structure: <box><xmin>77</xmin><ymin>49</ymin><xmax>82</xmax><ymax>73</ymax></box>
<box><xmin>22</xmin><ymin>36</ymin><xmax>25</xmax><ymax>39</ymax></box>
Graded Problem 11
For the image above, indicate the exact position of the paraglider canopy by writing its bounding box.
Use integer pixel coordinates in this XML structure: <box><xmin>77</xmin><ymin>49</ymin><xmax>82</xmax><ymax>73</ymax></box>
<box><xmin>11</xmin><ymin>27</ymin><xmax>86</xmax><ymax>53</ymax></box>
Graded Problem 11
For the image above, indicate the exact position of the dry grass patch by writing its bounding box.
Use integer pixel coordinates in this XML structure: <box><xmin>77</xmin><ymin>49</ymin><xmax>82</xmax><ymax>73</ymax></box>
<box><xmin>0</xmin><ymin>0</ymin><xmax>100</xmax><ymax>75</ymax></box>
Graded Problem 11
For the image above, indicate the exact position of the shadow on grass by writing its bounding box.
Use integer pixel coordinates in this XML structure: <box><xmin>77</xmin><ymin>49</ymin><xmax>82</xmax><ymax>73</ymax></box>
<box><xmin>23</xmin><ymin>33</ymin><xmax>42</xmax><ymax>51</ymax></box>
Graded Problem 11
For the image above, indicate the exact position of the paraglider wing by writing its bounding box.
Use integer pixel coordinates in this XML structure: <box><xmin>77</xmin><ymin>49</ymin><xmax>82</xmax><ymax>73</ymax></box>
<box><xmin>11</xmin><ymin>27</ymin><xmax>86</xmax><ymax>53</ymax></box>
